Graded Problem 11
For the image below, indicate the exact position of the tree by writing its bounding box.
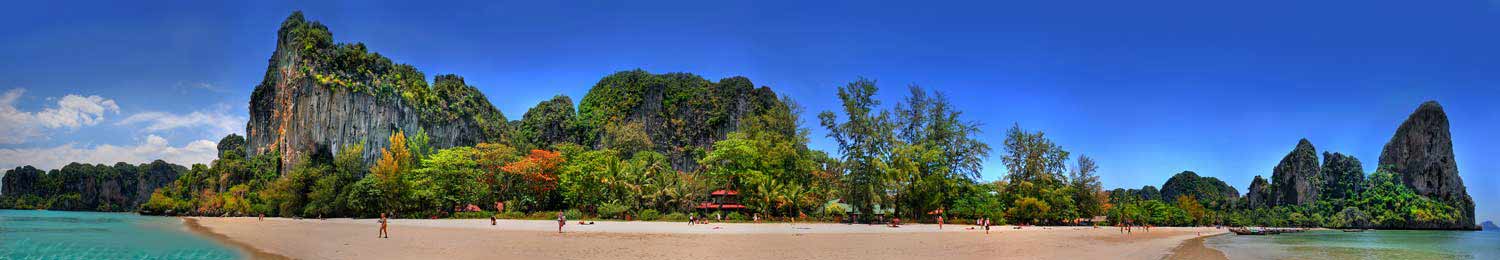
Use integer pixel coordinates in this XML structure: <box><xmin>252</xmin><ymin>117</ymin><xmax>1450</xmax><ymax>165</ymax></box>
<box><xmin>1000</xmin><ymin>124</ymin><xmax>1069</xmax><ymax>185</ymax></box>
<box><xmin>998</xmin><ymin>124</ymin><xmax>1077</xmax><ymax>224</ymax></box>
<box><xmin>559</xmin><ymin>149</ymin><xmax>621</xmax><ymax>211</ymax></box>
<box><xmin>1068</xmin><ymin>155</ymin><xmax>1105</xmax><ymax>218</ymax></box>
<box><xmin>501</xmin><ymin>149</ymin><xmax>565</xmax><ymax>211</ymax></box>
<box><xmin>412</xmin><ymin>147</ymin><xmax>486</xmax><ymax>214</ymax></box>
<box><xmin>1176</xmin><ymin>195</ymin><xmax>1208</xmax><ymax>226</ymax></box>
<box><xmin>475</xmin><ymin>142</ymin><xmax>520</xmax><ymax>209</ymax></box>
<box><xmin>1008</xmin><ymin>197</ymin><xmax>1050</xmax><ymax>225</ymax></box>
<box><xmin>818</xmin><ymin>78</ymin><xmax>895</xmax><ymax>220</ymax></box>
<box><xmin>408</xmin><ymin>128</ymin><xmax>432</xmax><ymax>164</ymax></box>
<box><xmin>889</xmin><ymin>85</ymin><xmax>992</xmax><ymax>219</ymax></box>
<box><xmin>305</xmin><ymin>143</ymin><xmax>363</xmax><ymax>217</ymax></box>
<box><xmin>602</xmin><ymin>121</ymin><xmax>653</xmax><ymax>157</ymax></box>
<box><xmin>369</xmin><ymin>130</ymin><xmax>414</xmax><ymax>214</ymax></box>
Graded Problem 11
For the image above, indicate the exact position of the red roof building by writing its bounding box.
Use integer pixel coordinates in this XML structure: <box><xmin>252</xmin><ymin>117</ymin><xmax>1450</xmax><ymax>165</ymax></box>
<box><xmin>697</xmin><ymin>189</ymin><xmax>747</xmax><ymax>210</ymax></box>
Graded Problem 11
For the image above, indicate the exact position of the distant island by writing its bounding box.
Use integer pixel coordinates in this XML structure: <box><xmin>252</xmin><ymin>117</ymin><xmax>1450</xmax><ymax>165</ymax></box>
<box><xmin>0</xmin><ymin>11</ymin><xmax>1477</xmax><ymax>231</ymax></box>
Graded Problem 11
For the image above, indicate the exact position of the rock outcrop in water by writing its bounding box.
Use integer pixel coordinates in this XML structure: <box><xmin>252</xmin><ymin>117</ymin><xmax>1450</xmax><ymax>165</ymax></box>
<box><xmin>1271</xmin><ymin>139</ymin><xmax>1322</xmax><ymax>206</ymax></box>
<box><xmin>0</xmin><ymin>161</ymin><xmax>183</xmax><ymax>211</ymax></box>
<box><xmin>246</xmin><ymin>12</ymin><xmax>505</xmax><ymax>170</ymax></box>
<box><xmin>1377</xmin><ymin>101</ymin><xmax>1475</xmax><ymax>229</ymax></box>
<box><xmin>1482</xmin><ymin>221</ymin><xmax>1498</xmax><ymax>231</ymax></box>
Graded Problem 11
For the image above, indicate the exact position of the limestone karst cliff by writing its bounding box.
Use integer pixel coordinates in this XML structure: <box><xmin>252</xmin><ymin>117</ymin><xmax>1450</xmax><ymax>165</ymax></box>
<box><xmin>246</xmin><ymin>12</ymin><xmax>503</xmax><ymax>170</ymax></box>
<box><xmin>1378</xmin><ymin>101</ymin><xmax>1475</xmax><ymax>229</ymax></box>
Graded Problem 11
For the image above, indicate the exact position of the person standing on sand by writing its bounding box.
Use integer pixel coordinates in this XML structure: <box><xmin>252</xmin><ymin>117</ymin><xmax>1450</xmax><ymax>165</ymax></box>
<box><xmin>557</xmin><ymin>211</ymin><xmax>567</xmax><ymax>233</ymax></box>
<box><xmin>982</xmin><ymin>218</ymin><xmax>990</xmax><ymax>234</ymax></box>
<box><xmin>491</xmin><ymin>215</ymin><xmax>497</xmax><ymax>226</ymax></box>
<box><xmin>258</xmin><ymin>213</ymin><xmax>264</xmax><ymax>221</ymax></box>
<box><xmin>937</xmin><ymin>215</ymin><xmax>944</xmax><ymax>230</ymax></box>
<box><xmin>378</xmin><ymin>213</ymin><xmax>389</xmax><ymax>238</ymax></box>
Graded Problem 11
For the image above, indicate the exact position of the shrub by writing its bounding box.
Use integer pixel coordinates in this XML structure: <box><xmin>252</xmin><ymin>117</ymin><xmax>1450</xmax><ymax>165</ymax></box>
<box><xmin>597</xmin><ymin>203</ymin><xmax>629</xmax><ymax>219</ymax></box>
<box><xmin>726</xmin><ymin>212</ymin><xmax>746</xmax><ymax>222</ymax></box>
<box><xmin>564</xmin><ymin>209</ymin><xmax>585</xmax><ymax>220</ymax></box>
<box><xmin>498</xmin><ymin>211</ymin><xmax>526</xmax><ymax>219</ymax></box>
<box><xmin>528</xmin><ymin>211</ymin><xmax>559</xmax><ymax>220</ymax></box>
<box><xmin>452</xmin><ymin>211</ymin><xmax>495</xmax><ymax>219</ymax></box>
<box><xmin>637</xmin><ymin>209</ymin><xmax>661</xmax><ymax>221</ymax></box>
<box><xmin>661</xmin><ymin>212</ymin><xmax>688</xmax><ymax>222</ymax></box>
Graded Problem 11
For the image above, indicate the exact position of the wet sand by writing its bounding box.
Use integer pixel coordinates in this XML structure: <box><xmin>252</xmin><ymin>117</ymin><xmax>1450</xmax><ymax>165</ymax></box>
<box><xmin>182</xmin><ymin>218</ymin><xmax>291</xmax><ymax>260</ymax></box>
<box><xmin>189</xmin><ymin>217</ymin><xmax>1226</xmax><ymax>260</ymax></box>
<box><xmin>1166</xmin><ymin>233</ymin><xmax>1228</xmax><ymax>260</ymax></box>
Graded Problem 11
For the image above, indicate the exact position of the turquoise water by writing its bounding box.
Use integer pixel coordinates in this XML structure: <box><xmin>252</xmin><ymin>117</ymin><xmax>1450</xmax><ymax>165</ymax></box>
<box><xmin>1206</xmin><ymin>229</ymin><xmax>1500</xmax><ymax>259</ymax></box>
<box><xmin>0</xmin><ymin>210</ymin><xmax>242</xmax><ymax>259</ymax></box>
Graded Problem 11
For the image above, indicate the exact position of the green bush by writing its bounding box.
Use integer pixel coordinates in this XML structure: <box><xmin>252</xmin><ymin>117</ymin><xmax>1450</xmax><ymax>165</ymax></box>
<box><xmin>637</xmin><ymin>209</ymin><xmax>661</xmax><ymax>221</ymax></box>
<box><xmin>597</xmin><ymin>203</ymin><xmax>629</xmax><ymax>219</ymax></box>
<box><xmin>498</xmin><ymin>211</ymin><xmax>526</xmax><ymax>219</ymax></box>
<box><xmin>661</xmin><ymin>212</ymin><xmax>688</xmax><ymax>222</ymax></box>
<box><xmin>452</xmin><ymin>211</ymin><xmax>495</xmax><ymax>219</ymax></box>
<box><xmin>564</xmin><ymin>209</ymin><xmax>585</xmax><ymax>220</ymax></box>
<box><xmin>528</xmin><ymin>211</ymin><xmax>559</xmax><ymax>220</ymax></box>
<box><xmin>726</xmin><ymin>212</ymin><xmax>746</xmax><ymax>222</ymax></box>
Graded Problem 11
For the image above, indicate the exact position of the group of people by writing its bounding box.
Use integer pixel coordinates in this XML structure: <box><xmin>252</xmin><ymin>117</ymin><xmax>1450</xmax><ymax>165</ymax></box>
<box><xmin>1116</xmin><ymin>220</ymin><xmax>1152</xmax><ymax>234</ymax></box>
<box><xmin>371</xmin><ymin>211</ymin><xmax>1014</xmax><ymax>239</ymax></box>
<box><xmin>688</xmin><ymin>213</ymin><xmax>720</xmax><ymax>225</ymax></box>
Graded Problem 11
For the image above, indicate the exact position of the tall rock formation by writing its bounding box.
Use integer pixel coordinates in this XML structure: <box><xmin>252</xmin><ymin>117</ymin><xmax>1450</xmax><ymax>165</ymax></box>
<box><xmin>577</xmin><ymin>70</ymin><xmax>785</xmax><ymax>170</ymax></box>
<box><xmin>515</xmin><ymin>95</ymin><xmax>582</xmax><ymax>151</ymax></box>
<box><xmin>1319</xmin><ymin>152</ymin><xmax>1365</xmax><ymax>201</ymax></box>
<box><xmin>0</xmin><ymin>161</ymin><xmax>183</xmax><ymax>211</ymax></box>
<box><xmin>1271</xmin><ymin>139</ymin><xmax>1321</xmax><ymax>206</ymax></box>
<box><xmin>246</xmin><ymin>12</ymin><xmax>504</xmax><ymax>170</ymax></box>
<box><xmin>1378</xmin><ymin>101</ymin><xmax>1474</xmax><ymax>229</ymax></box>
<box><xmin>1160</xmin><ymin>171</ymin><xmax>1239</xmax><ymax>204</ymax></box>
<box><xmin>1</xmin><ymin>166</ymin><xmax>44</xmax><ymax>198</ymax></box>
<box><xmin>1245</xmin><ymin>175</ymin><xmax>1272</xmax><ymax>208</ymax></box>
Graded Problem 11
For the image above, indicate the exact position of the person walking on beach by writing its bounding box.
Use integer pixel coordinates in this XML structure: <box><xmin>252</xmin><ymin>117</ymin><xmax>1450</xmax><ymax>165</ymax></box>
<box><xmin>937</xmin><ymin>215</ymin><xmax>944</xmax><ymax>230</ymax></box>
<box><xmin>491</xmin><ymin>215</ymin><xmax>497</xmax><ymax>226</ymax></box>
<box><xmin>982</xmin><ymin>218</ymin><xmax>991</xmax><ymax>234</ymax></box>
<box><xmin>378</xmin><ymin>213</ymin><xmax>389</xmax><ymax>238</ymax></box>
<box><xmin>557</xmin><ymin>211</ymin><xmax>567</xmax><ymax>233</ymax></box>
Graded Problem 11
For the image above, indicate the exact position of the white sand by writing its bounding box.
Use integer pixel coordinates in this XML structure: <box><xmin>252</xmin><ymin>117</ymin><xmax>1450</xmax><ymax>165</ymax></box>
<box><xmin>190</xmin><ymin>217</ymin><xmax>1226</xmax><ymax>260</ymax></box>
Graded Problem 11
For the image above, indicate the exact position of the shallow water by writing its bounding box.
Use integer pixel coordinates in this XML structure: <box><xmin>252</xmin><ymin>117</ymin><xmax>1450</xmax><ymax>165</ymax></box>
<box><xmin>1205</xmin><ymin>229</ymin><xmax>1500</xmax><ymax>260</ymax></box>
<box><xmin>0</xmin><ymin>209</ymin><xmax>241</xmax><ymax>259</ymax></box>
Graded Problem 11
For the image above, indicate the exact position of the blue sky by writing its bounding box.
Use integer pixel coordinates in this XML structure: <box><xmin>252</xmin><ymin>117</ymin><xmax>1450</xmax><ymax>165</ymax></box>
<box><xmin>0</xmin><ymin>1</ymin><xmax>1496</xmax><ymax>221</ymax></box>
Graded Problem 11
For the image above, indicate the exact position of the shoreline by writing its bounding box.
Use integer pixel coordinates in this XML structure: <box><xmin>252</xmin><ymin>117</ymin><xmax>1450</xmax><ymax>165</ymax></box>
<box><xmin>1166</xmin><ymin>232</ymin><xmax>1228</xmax><ymax>260</ymax></box>
<box><xmin>181</xmin><ymin>217</ymin><xmax>291</xmax><ymax>260</ymax></box>
<box><xmin>189</xmin><ymin>217</ymin><xmax>1225</xmax><ymax>259</ymax></box>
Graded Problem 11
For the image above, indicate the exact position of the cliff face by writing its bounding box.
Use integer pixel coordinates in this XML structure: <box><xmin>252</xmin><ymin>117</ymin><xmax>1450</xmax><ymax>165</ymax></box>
<box><xmin>1</xmin><ymin>166</ymin><xmax>43</xmax><ymax>198</ymax></box>
<box><xmin>1271</xmin><ymin>139</ymin><xmax>1322</xmax><ymax>206</ymax></box>
<box><xmin>1245</xmin><ymin>175</ymin><xmax>1272</xmax><ymax>208</ymax></box>
<box><xmin>1160</xmin><ymin>171</ymin><xmax>1239</xmax><ymax>203</ymax></box>
<box><xmin>0</xmin><ymin>161</ymin><xmax>182</xmax><ymax>211</ymax></box>
<box><xmin>1378</xmin><ymin>101</ymin><xmax>1474</xmax><ymax>229</ymax></box>
<box><xmin>246</xmin><ymin>13</ymin><xmax>497</xmax><ymax>170</ymax></box>
<box><xmin>1319</xmin><ymin>152</ymin><xmax>1365</xmax><ymax>201</ymax></box>
<box><xmin>577</xmin><ymin>70</ymin><xmax>784</xmax><ymax>170</ymax></box>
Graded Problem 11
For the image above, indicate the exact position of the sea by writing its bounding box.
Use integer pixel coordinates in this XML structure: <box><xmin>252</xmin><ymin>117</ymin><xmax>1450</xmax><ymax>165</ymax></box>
<box><xmin>0</xmin><ymin>209</ymin><xmax>242</xmax><ymax>259</ymax></box>
<box><xmin>1206</xmin><ymin>229</ymin><xmax>1500</xmax><ymax>259</ymax></box>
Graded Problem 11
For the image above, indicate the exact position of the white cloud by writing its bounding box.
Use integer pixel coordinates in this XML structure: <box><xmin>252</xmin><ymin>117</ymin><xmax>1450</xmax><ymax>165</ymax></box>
<box><xmin>117</xmin><ymin>103</ymin><xmax>245</xmax><ymax>138</ymax></box>
<box><xmin>0</xmin><ymin>135</ymin><xmax>218</xmax><ymax>170</ymax></box>
<box><xmin>0</xmin><ymin>88</ymin><xmax>121</xmax><ymax>144</ymax></box>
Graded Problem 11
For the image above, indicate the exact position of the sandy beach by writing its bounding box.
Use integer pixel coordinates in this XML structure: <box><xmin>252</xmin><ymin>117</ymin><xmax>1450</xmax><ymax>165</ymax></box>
<box><xmin>188</xmin><ymin>217</ymin><xmax>1226</xmax><ymax>260</ymax></box>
